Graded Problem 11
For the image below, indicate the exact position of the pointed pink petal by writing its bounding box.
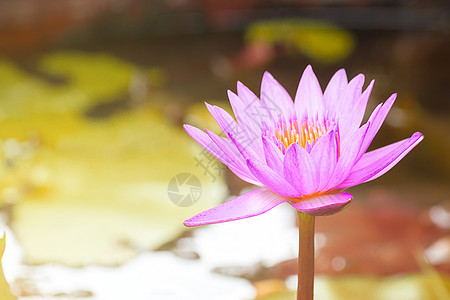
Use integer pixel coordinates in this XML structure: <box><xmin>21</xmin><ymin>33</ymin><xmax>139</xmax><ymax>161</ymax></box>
<box><xmin>206</xmin><ymin>103</ymin><xmax>260</xmax><ymax>159</ymax></box>
<box><xmin>338</xmin><ymin>132</ymin><xmax>423</xmax><ymax>188</ymax></box>
<box><xmin>228</xmin><ymin>90</ymin><xmax>263</xmax><ymax>143</ymax></box>
<box><xmin>184</xmin><ymin>188</ymin><xmax>289</xmax><ymax>226</ymax></box>
<box><xmin>361</xmin><ymin>132</ymin><xmax>423</xmax><ymax>182</ymax></box>
<box><xmin>184</xmin><ymin>124</ymin><xmax>228</xmax><ymax>163</ymax></box>
<box><xmin>284</xmin><ymin>143</ymin><xmax>319</xmax><ymax>195</ymax></box>
<box><xmin>262</xmin><ymin>136</ymin><xmax>284</xmax><ymax>175</ymax></box>
<box><xmin>358</xmin><ymin>93</ymin><xmax>397</xmax><ymax>157</ymax></box>
<box><xmin>184</xmin><ymin>125</ymin><xmax>260</xmax><ymax>185</ymax></box>
<box><xmin>205</xmin><ymin>102</ymin><xmax>239</xmax><ymax>137</ymax></box>
<box><xmin>310</xmin><ymin>130</ymin><xmax>338</xmax><ymax>190</ymax></box>
<box><xmin>260</xmin><ymin>71</ymin><xmax>294</xmax><ymax>119</ymax></box>
<box><xmin>237</xmin><ymin>81</ymin><xmax>272</xmax><ymax>125</ymax></box>
<box><xmin>323</xmin><ymin>69</ymin><xmax>348</xmax><ymax>116</ymax></box>
<box><xmin>247</xmin><ymin>158</ymin><xmax>301</xmax><ymax>198</ymax></box>
<box><xmin>227</xmin><ymin>126</ymin><xmax>259</xmax><ymax>160</ymax></box>
<box><xmin>205</xmin><ymin>129</ymin><xmax>246</xmax><ymax>167</ymax></box>
<box><xmin>205</xmin><ymin>129</ymin><xmax>260</xmax><ymax>185</ymax></box>
<box><xmin>356</xmin><ymin>79</ymin><xmax>375</xmax><ymax>126</ymax></box>
<box><xmin>338</xmin><ymin>79</ymin><xmax>374</xmax><ymax>147</ymax></box>
<box><xmin>237</xmin><ymin>81</ymin><xmax>260</xmax><ymax>105</ymax></box>
<box><xmin>335</xmin><ymin>74</ymin><xmax>365</xmax><ymax>142</ymax></box>
<box><xmin>290</xmin><ymin>192</ymin><xmax>353</xmax><ymax>216</ymax></box>
<box><xmin>294</xmin><ymin>65</ymin><xmax>324</xmax><ymax>119</ymax></box>
<box><xmin>345</xmin><ymin>78</ymin><xmax>374</xmax><ymax>141</ymax></box>
<box><xmin>228</xmin><ymin>91</ymin><xmax>264</xmax><ymax>156</ymax></box>
<box><xmin>322</xmin><ymin>123</ymin><xmax>369</xmax><ymax>191</ymax></box>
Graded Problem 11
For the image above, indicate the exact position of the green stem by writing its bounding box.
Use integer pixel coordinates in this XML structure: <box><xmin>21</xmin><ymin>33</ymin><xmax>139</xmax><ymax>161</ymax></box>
<box><xmin>297</xmin><ymin>212</ymin><xmax>315</xmax><ymax>300</ymax></box>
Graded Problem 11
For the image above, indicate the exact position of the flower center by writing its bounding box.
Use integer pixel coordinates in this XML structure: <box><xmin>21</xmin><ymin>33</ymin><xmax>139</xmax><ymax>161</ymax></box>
<box><xmin>268</xmin><ymin>118</ymin><xmax>333</xmax><ymax>153</ymax></box>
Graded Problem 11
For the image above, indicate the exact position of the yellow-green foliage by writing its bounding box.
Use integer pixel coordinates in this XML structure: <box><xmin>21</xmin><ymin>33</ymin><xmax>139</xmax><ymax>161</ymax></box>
<box><xmin>246</xmin><ymin>19</ymin><xmax>355</xmax><ymax>64</ymax></box>
<box><xmin>0</xmin><ymin>53</ymin><xmax>225</xmax><ymax>266</ymax></box>
<box><xmin>259</xmin><ymin>272</ymin><xmax>450</xmax><ymax>300</ymax></box>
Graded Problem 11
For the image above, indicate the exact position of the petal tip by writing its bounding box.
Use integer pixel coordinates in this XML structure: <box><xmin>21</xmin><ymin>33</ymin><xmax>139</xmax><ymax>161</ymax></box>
<box><xmin>183</xmin><ymin>218</ymin><xmax>209</xmax><ymax>227</ymax></box>
<box><xmin>236</xmin><ymin>80</ymin><xmax>247</xmax><ymax>91</ymax></box>
<box><xmin>183</xmin><ymin>123</ymin><xmax>197</xmax><ymax>133</ymax></box>
<box><xmin>227</xmin><ymin>89</ymin><xmax>239</xmax><ymax>101</ymax></box>
<box><xmin>204</xmin><ymin>101</ymin><xmax>214</xmax><ymax>110</ymax></box>
<box><xmin>183</xmin><ymin>220</ymin><xmax>194</xmax><ymax>227</ymax></box>
<box><xmin>263</xmin><ymin>70</ymin><xmax>273</xmax><ymax>78</ymax></box>
<box><xmin>334</xmin><ymin>68</ymin><xmax>348</xmax><ymax>80</ymax></box>
<box><xmin>302</xmin><ymin>65</ymin><xmax>316</xmax><ymax>77</ymax></box>
<box><xmin>355</xmin><ymin>73</ymin><xmax>365</xmax><ymax>82</ymax></box>
<box><xmin>387</xmin><ymin>93</ymin><xmax>397</xmax><ymax>102</ymax></box>
<box><xmin>413</xmin><ymin>131</ymin><xmax>424</xmax><ymax>142</ymax></box>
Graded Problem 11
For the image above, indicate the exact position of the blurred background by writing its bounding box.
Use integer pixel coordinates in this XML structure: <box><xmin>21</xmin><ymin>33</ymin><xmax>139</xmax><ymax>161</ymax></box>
<box><xmin>0</xmin><ymin>0</ymin><xmax>449</xmax><ymax>299</ymax></box>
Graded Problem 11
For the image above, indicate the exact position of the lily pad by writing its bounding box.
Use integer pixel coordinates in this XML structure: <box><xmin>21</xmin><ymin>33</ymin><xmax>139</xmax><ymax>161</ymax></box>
<box><xmin>0</xmin><ymin>54</ymin><xmax>227</xmax><ymax>266</ymax></box>
<box><xmin>245</xmin><ymin>19</ymin><xmax>355</xmax><ymax>64</ymax></box>
<box><xmin>10</xmin><ymin>107</ymin><xmax>226</xmax><ymax>266</ymax></box>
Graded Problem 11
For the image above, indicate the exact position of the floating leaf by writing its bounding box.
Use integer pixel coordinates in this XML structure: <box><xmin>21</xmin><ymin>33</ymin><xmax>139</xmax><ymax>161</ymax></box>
<box><xmin>0</xmin><ymin>53</ymin><xmax>226</xmax><ymax>266</ymax></box>
<box><xmin>39</xmin><ymin>52</ymin><xmax>134</xmax><ymax>101</ymax></box>
<box><xmin>245</xmin><ymin>19</ymin><xmax>355</xmax><ymax>64</ymax></box>
<box><xmin>10</xmin><ymin>107</ymin><xmax>226</xmax><ymax>266</ymax></box>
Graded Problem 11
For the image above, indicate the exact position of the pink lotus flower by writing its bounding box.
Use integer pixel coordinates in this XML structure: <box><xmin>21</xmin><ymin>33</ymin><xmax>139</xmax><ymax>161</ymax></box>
<box><xmin>184</xmin><ymin>65</ymin><xmax>423</xmax><ymax>227</ymax></box>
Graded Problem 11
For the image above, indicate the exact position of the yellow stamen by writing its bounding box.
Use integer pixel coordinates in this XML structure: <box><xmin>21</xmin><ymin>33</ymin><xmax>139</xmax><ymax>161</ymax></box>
<box><xmin>271</xmin><ymin>118</ymin><xmax>336</xmax><ymax>152</ymax></box>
